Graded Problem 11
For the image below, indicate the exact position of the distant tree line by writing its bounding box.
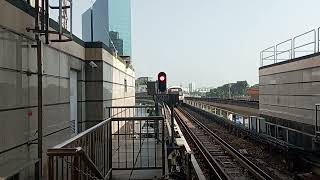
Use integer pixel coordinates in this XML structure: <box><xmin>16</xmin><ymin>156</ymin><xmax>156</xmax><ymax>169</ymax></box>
<box><xmin>205</xmin><ymin>81</ymin><xmax>250</xmax><ymax>98</ymax></box>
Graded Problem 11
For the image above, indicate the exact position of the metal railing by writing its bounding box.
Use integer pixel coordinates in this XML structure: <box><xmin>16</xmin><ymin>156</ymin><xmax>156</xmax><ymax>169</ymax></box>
<box><xmin>47</xmin><ymin>118</ymin><xmax>112</xmax><ymax>180</ymax></box>
<box><xmin>260</xmin><ymin>28</ymin><xmax>319</xmax><ymax>66</ymax></box>
<box><xmin>47</xmin><ymin>105</ymin><xmax>165</xmax><ymax>179</ymax></box>
<box><xmin>106</xmin><ymin>105</ymin><xmax>157</xmax><ymax>119</ymax></box>
<box><xmin>111</xmin><ymin>116</ymin><xmax>165</xmax><ymax>174</ymax></box>
<box><xmin>186</xmin><ymin>97</ymin><xmax>259</xmax><ymax>109</ymax></box>
<box><xmin>105</xmin><ymin>105</ymin><xmax>165</xmax><ymax>174</ymax></box>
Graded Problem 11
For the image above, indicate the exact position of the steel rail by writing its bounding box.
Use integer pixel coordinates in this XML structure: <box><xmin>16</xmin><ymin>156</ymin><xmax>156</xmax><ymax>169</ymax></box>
<box><xmin>174</xmin><ymin>109</ymin><xmax>227</xmax><ymax>180</ymax></box>
<box><xmin>178</xmin><ymin>107</ymin><xmax>273</xmax><ymax>180</ymax></box>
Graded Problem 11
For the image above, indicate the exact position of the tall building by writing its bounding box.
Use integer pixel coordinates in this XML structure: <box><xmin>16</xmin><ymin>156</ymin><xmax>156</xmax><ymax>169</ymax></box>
<box><xmin>109</xmin><ymin>0</ymin><xmax>132</xmax><ymax>56</ymax></box>
<box><xmin>82</xmin><ymin>0</ymin><xmax>109</xmax><ymax>46</ymax></box>
<box><xmin>188</xmin><ymin>82</ymin><xmax>195</xmax><ymax>93</ymax></box>
<box><xmin>82</xmin><ymin>0</ymin><xmax>132</xmax><ymax>56</ymax></box>
<box><xmin>135</xmin><ymin>77</ymin><xmax>153</xmax><ymax>93</ymax></box>
<box><xmin>109</xmin><ymin>31</ymin><xmax>124</xmax><ymax>55</ymax></box>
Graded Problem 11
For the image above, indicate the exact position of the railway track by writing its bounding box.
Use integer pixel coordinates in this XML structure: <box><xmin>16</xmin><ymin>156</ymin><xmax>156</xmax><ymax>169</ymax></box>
<box><xmin>174</xmin><ymin>106</ymin><xmax>272</xmax><ymax>180</ymax></box>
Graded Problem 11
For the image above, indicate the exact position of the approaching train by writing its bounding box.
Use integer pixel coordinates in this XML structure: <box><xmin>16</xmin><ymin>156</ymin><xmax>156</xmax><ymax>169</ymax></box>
<box><xmin>168</xmin><ymin>87</ymin><xmax>184</xmax><ymax>103</ymax></box>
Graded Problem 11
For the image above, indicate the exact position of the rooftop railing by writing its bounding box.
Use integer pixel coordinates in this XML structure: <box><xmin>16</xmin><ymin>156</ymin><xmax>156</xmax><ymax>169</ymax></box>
<box><xmin>260</xmin><ymin>27</ymin><xmax>320</xmax><ymax>66</ymax></box>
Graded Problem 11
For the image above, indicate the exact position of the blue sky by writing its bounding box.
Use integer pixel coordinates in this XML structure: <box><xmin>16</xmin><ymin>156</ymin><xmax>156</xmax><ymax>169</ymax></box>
<box><xmin>72</xmin><ymin>0</ymin><xmax>320</xmax><ymax>88</ymax></box>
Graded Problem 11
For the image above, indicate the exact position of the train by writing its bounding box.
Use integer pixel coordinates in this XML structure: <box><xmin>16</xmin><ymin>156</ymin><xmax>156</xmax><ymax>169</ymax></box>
<box><xmin>168</xmin><ymin>87</ymin><xmax>184</xmax><ymax>103</ymax></box>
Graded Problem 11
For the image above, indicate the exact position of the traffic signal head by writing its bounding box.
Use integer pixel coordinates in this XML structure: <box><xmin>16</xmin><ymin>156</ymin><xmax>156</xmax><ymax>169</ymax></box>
<box><xmin>158</xmin><ymin>72</ymin><xmax>167</xmax><ymax>92</ymax></box>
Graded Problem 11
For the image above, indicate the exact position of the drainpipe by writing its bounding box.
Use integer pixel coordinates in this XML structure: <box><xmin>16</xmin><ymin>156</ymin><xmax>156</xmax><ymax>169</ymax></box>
<box><xmin>35</xmin><ymin>0</ymin><xmax>43</xmax><ymax>178</ymax></box>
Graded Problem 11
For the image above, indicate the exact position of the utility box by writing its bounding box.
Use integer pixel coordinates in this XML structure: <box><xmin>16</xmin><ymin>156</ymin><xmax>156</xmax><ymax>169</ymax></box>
<box><xmin>147</xmin><ymin>81</ymin><xmax>158</xmax><ymax>96</ymax></box>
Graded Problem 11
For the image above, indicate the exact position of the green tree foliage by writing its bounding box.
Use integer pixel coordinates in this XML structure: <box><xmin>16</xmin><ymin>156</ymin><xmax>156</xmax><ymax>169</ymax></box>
<box><xmin>206</xmin><ymin>81</ymin><xmax>249</xmax><ymax>98</ymax></box>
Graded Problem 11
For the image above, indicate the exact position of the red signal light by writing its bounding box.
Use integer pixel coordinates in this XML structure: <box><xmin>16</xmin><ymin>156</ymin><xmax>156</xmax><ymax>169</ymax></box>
<box><xmin>159</xmin><ymin>76</ymin><xmax>165</xmax><ymax>81</ymax></box>
<box><xmin>158</xmin><ymin>72</ymin><xmax>167</xmax><ymax>92</ymax></box>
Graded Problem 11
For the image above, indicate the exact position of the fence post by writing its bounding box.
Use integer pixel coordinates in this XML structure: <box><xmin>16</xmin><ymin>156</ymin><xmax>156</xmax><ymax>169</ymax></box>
<box><xmin>47</xmin><ymin>157</ymin><xmax>53</xmax><ymax>180</ymax></box>
<box><xmin>109</xmin><ymin>120</ymin><xmax>112</xmax><ymax>178</ymax></box>
<box><xmin>162</xmin><ymin>117</ymin><xmax>165</xmax><ymax>176</ymax></box>
<box><xmin>171</xmin><ymin>105</ymin><xmax>174</xmax><ymax>145</ymax></box>
<box><xmin>72</xmin><ymin>155</ymin><xmax>80</xmax><ymax>180</ymax></box>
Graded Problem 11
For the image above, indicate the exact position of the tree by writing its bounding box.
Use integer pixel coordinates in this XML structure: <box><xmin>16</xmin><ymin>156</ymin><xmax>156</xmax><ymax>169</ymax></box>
<box><xmin>206</xmin><ymin>81</ymin><xmax>249</xmax><ymax>98</ymax></box>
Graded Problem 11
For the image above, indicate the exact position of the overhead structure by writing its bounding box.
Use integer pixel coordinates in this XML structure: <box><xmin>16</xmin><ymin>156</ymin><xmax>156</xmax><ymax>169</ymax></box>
<box><xmin>48</xmin><ymin>0</ymin><xmax>73</xmax><ymax>42</ymax></box>
<box><xmin>27</xmin><ymin>0</ymin><xmax>73</xmax><ymax>43</ymax></box>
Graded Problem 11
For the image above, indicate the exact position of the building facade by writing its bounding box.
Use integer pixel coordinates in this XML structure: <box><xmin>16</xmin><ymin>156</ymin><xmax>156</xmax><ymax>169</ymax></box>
<box><xmin>82</xmin><ymin>0</ymin><xmax>132</xmax><ymax>56</ymax></box>
<box><xmin>259</xmin><ymin>54</ymin><xmax>320</xmax><ymax>150</ymax></box>
<box><xmin>109</xmin><ymin>31</ymin><xmax>124</xmax><ymax>55</ymax></box>
<box><xmin>0</xmin><ymin>0</ymin><xmax>135</xmax><ymax>179</ymax></box>
<box><xmin>82</xmin><ymin>0</ymin><xmax>109</xmax><ymax>46</ymax></box>
<box><xmin>135</xmin><ymin>77</ymin><xmax>153</xmax><ymax>93</ymax></box>
<box><xmin>108</xmin><ymin>0</ymin><xmax>132</xmax><ymax>56</ymax></box>
<box><xmin>188</xmin><ymin>82</ymin><xmax>195</xmax><ymax>93</ymax></box>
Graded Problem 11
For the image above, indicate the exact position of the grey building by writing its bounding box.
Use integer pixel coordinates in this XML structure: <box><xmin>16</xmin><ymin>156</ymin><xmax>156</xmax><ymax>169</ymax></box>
<box><xmin>189</xmin><ymin>82</ymin><xmax>195</xmax><ymax>93</ymax></box>
<box><xmin>0</xmin><ymin>1</ymin><xmax>135</xmax><ymax>179</ymax></box>
<box><xmin>82</xmin><ymin>8</ymin><xmax>93</xmax><ymax>42</ymax></box>
<box><xmin>136</xmin><ymin>77</ymin><xmax>153</xmax><ymax>93</ymax></box>
<box><xmin>82</xmin><ymin>0</ymin><xmax>132</xmax><ymax>56</ymax></box>
<box><xmin>82</xmin><ymin>0</ymin><xmax>109</xmax><ymax>45</ymax></box>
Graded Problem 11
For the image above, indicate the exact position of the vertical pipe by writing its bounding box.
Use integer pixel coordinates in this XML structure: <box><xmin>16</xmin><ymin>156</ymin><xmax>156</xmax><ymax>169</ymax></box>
<box><xmin>59</xmin><ymin>0</ymin><xmax>62</xmax><ymax>40</ymax></box>
<box><xmin>45</xmin><ymin>0</ymin><xmax>49</xmax><ymax>44</ymax></box>
<box><xmin>70</xmin><ymin>0</ymin><xmax>73</xmax><ymax>38</ymax></box>
<box><xmin>35</xmin><ymin>0</ymin><xmax>43</xmax><ymax>178</ymax></box>
<box><xmin>41</xmin><ymin>0</ymin><xmax>45</xmax><ymax>31</ymax></box>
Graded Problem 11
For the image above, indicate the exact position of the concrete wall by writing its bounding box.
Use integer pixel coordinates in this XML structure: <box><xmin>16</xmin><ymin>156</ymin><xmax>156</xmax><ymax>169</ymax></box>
<box><xmin>0</xmin><ymin>0</ymin><xmax>135</xmax><ymax>178</ymax></box>
<box><xmin>259</xmin><ymin>54</ymin><xmax>320</xmax><ymax>133</ymax></box>
<box><xmin>0</xmin><ymin>26</ymin><xmax>86</xmax><ymax>178</ymax></box>
<box><xmin>259</xmin><ymin>53</ymin><xmax>320</xmax><ymax>149</ymax></box>
<box><xmin>84</xmin><ymin>46</ymin><xmax>135</xmax><ymax>128</ymax></box>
